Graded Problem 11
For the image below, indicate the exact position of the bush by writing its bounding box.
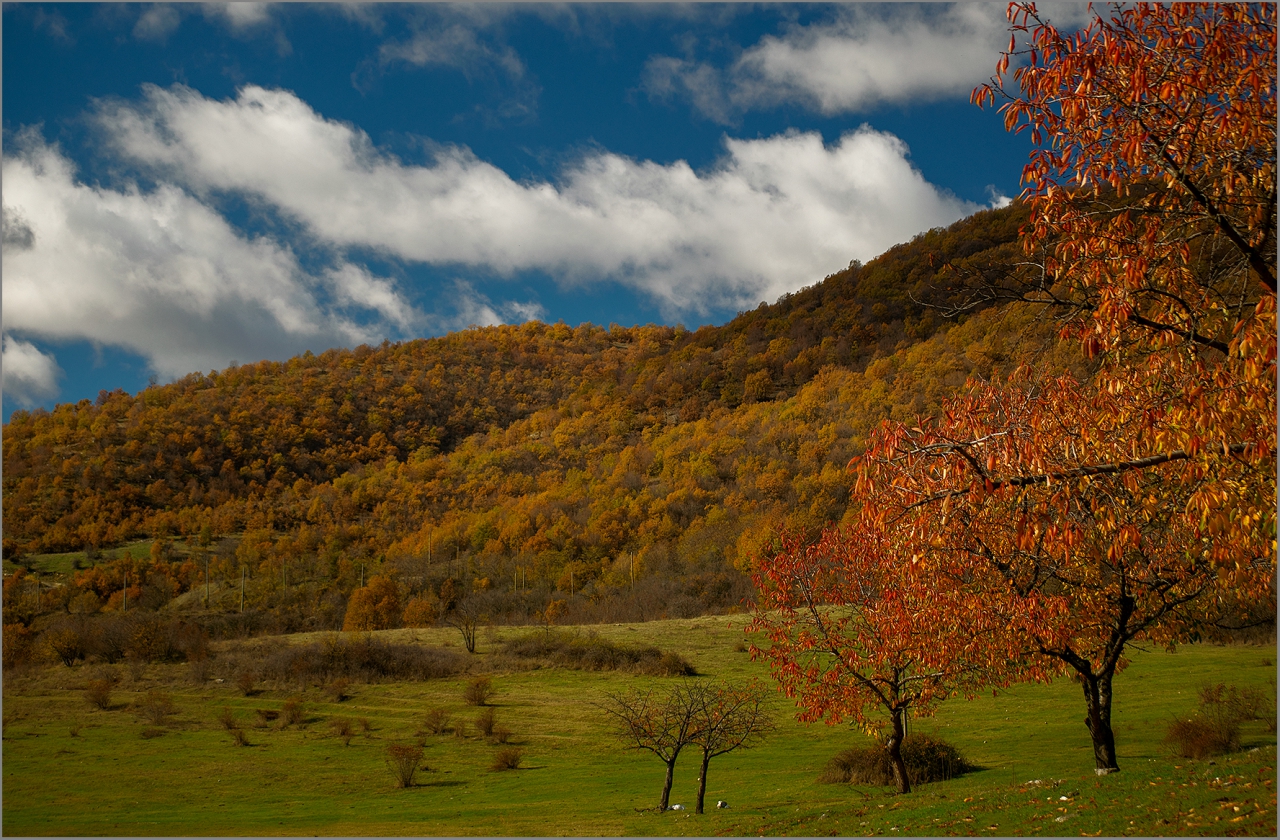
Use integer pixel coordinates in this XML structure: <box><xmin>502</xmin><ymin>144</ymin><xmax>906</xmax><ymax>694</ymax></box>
<box><xmin>422</xmin><ymin>708</ymin><xmax>451</xmax><ymax>735</ymax></box>
<box><xmin>217</xmin><ymin>707</ymin><xmax>237</xmax><ymax>731</ymax></box>
<box><xmin>85</xmin><ymin>679</ymin><xmax>113</xmax><ymax>710</ymax></box>
<box><xmin>330</xmin><ymin>717</ymin><xmax>354</xmax><ymax>746</ymax></box>
<box><xmin>501</xmin><ymin>630</ymin><xmax>695</xmax><ymax>676</ymax></box>
<box><xmin>327</xmin><ymin>678</ymin><xmax>350</xmax><ymax>703</ymax></box>
<box><xmin>1164</xmin><ymin>683</ymin><xmax>1270</xmax><ymax>759</ymax></box>
<box><xmin>819</xmin><ymin>734</ymin><xmax>973</xmax><ymax>787</ymax></box>
<box><xmin>475</xmin><ymin>707</ymin><xmax>497</xmax><ymax>737</ymax></box>
<box><xmin>231</xmin><ymin>727</ymin><xmax>250</xmax><ymax>747</ymax></box>
<box><xmin>490</xmin><ymin>725</ymin><xmax>512</xmax><ymax>744</ymax></box>
<box><xmin>254</xmin><ymin>635</ymin><xmax>468</xmax><ymax>684</ymax></box>
<box><xmin>282</xmin><ymin>697</ymin><xmax>305</xmax><ymax>727</ymax></box>
<box><xmin>136</xmin><ymin>690</ymin><xmax>176</xmax><ymax>725</ymax></box>
<box><xmin>386</xmin><ymin>743</ymin><xmax>425</xmax><ymax>788</ymax></box>
<box><xmin>255</xmin><ymin>709</ymin><xmax>280</xmax><ymax>726</ymax></box>
<box><xmin>463</xmin><ymin>676</ymin><xmax>494</xmax><ymax>706</ymax></box>
<box><xmin>490</xmin><ymin>747</ymin><xmax>524</xmax><ymax>771</ymax></box>
<box><xmin>236</xmin><ymin>670</ymin><xmax>256</xmax><ymax>696</ymax></box>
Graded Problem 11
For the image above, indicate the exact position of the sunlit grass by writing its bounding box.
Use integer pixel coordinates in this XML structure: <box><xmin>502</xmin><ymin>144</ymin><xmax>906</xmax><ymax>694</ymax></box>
<box><xmin>2</xmin><ymin>616</ymin><xmax>1274</xmax><ymax>836</ymax></box>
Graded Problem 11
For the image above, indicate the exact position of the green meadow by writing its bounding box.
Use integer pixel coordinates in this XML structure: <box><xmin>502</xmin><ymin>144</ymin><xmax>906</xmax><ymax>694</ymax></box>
<box><xmin>2</xmin><ymin>616</ymin><xmax>1275</xmax><ymax>836</ymax></box>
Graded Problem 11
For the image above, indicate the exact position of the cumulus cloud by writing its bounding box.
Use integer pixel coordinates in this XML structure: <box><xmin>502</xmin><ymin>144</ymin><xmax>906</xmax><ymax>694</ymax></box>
<box><xmin>644</xmin><ymin>3</ymin><xmax>1095</xmax><ymax>122</ymax></box>
<box><xmin>202</xmin><ymin>3</ymin><xmax>272</xmax><ymax>32</ymax></box>
<box><xmin>1</xmin><ymin>135</ymin><xmax>421</xmax><ymax>382</ymax></box>
<box><xmin>447</xmin><ymin>282</ymin><xmax>548</xmax><ymax>332</ymax></box>
<box><xmin>2</xmin><ymin>335</ymin><xmax>62</xmax><ymax>407</ymax></box>
<box><xmin>99</xmin><ymin>84</ymin><xmax>980</xmax><ymax>315</ymax></box>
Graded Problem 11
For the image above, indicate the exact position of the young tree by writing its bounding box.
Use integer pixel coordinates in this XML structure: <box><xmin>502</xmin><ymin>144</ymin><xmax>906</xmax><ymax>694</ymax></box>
<box><xmin>751</xmin><ymin>517</ymin><xmax>1054</xmax><ymax>793</ymax></box>
<box><xmin>684</xmin><ymin>680</ymin><xmax>774</xmax><ymax>813</ymax></box>
<box><xmin>598</xmin><ymin>686</ymin><xmax>699</xmax><ymax>811</ymax></box>
<box><xmin>342</xmin><ymin>575</ymin><xmax>401</xmax><ymax>631</ymax></box>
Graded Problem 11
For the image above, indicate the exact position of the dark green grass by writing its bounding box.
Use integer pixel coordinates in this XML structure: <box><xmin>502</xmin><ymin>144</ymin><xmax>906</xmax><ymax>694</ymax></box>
<box><xmin>4</xmin><ymin>539</ymin><xmax>158</xmax><ymax>576</ymax></box>
<box><xmin>2</xmin><ymin>617</ymin><xmax>1275</xmax><ymax>836</ymax></box>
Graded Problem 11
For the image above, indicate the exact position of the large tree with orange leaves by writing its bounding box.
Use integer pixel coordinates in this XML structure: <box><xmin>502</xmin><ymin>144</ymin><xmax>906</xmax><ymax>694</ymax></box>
<box><xmin>753</xmin><ymin>2</ymin><xmax>1275</xmax><ymax>777</ymax></box>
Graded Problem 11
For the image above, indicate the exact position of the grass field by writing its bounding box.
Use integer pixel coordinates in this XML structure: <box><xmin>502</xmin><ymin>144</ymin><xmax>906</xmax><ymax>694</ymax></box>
<box><xmin>2</xmin><ymin>616</ymin><xmax>1275</xmax><ymax>836</ymax></box>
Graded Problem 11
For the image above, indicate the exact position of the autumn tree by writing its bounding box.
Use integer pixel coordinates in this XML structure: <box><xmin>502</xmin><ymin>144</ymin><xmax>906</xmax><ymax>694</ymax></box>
<box><xmin>598</xmin><ymin>685</ymin><xmax>699</xmax><ymax>811</ymax></box>
<box><xmin>855</xmin><ymin>367</ymin><xmax>1274</xmax><ymax>773</ymax></box>
<box><xmin>342</xmin><ymin>575</ymin><xmax>401</xmax><ymax>632</ymax></box>
<box><xmin>751</xmin><ymin>519</ymin><xmax>1053</xmax><ymax>793</ymax></box>
<box><xmin>684</xmin><ymin>680</ymin><xmax>774</xmax><ymax>813</ymax></box>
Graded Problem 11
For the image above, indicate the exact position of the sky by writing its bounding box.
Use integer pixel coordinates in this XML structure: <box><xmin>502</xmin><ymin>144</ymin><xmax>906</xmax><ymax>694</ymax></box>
<box><xmin>2</xmin><ymin>2</ymin><xmax>1094</xmax><ymax>421</ymax></box>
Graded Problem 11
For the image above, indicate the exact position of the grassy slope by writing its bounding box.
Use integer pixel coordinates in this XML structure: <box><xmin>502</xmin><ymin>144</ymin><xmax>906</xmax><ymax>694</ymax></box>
<box><xmin>2</xmin><ymin>617</ymin><xmax>1275</xmax><ymax>837</ymax></box>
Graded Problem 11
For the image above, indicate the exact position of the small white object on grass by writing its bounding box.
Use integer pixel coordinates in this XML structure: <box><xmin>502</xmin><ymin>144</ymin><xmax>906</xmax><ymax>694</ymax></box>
<box><xmin>716</xmin><ymin>800</ymin><xmax>728</xmax><ymax>809</ymax></box>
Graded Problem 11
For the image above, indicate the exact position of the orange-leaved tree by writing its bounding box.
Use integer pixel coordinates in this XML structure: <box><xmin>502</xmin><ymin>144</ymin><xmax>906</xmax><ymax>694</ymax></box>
<box><xmin>342</xmin><ymin>575</ymin><xmax>402</xmax><ymax>631</ymax></box>
<box><xmin>750</xmin><ymin>516</ymin><xmax>1060</xmax><ymax>792</ymax></box>
<box><xmin>855</xmin><ymin>367</ymin><xmax>1274</xmax><ymax>774</ymax></box>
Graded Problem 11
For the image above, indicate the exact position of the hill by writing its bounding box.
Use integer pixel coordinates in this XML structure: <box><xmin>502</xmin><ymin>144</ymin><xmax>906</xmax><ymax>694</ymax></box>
<box><xmin>2</xmin><ymin>199</ymin><xmax>1084</xmax><ymax>635</ymax></box>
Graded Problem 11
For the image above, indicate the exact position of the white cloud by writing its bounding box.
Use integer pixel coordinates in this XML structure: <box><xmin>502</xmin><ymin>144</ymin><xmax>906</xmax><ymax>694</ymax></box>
<box><xmin>133</xmin><ymin>5</ymin><xmax>183</xmax><ymax>43</ymax></box>
<box><xmin>1</xmin><ymin>135</ymin><xmax>420</xmax><ymax>383</ymax></box>
<box><xmin>378</xmin><ymin>23</ymin><xmax>526</xmax><ymax>80</ymax></box>
<box><xmin>645</xmin><ymin>3</ymin><xmax>1096</xmax><ymax>122</ymax></box>
<box><xmin>202</xmin><ymin>3</ymin><xmax>272</xmax><ymax>32</ymax></box>
<box><xmin>99</xmin><ymin>84</ymin><xmax>980</xmax><ymax>316</ymax></box>
<box><xmin>2</xmin><ymin>335</ymin><xmax>62</xmax><ymax>407</ymax></box>
<box><xmin>447</xmin><ymin>282</ymin><xmax>547</xmax><ymax>332</ymax></box>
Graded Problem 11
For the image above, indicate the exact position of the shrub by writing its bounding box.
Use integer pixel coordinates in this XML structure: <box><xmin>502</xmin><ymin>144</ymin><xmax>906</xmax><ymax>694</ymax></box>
<box><xmin>217</xmin><ymin>707</ymin><xmax>237</xmax><ymax>731</ymax></box>
<box><xmin>463</xmin><ymin>676</ymin><xmax>493</xmax><ymax>706</ymax></box>
<box><xmin>422</xmin><ymin>708</ymin><xmax>451</xmax><ymax>735</ymax></box>
<box><xmin>501</xmin><ymin>631</ymin><xmax>695</xmax><ymax>676</ymax></box>
<box><xmin>819</xmin><ymin>734</ymin><xmax>973</xmax><ymax>787</ymax></box>
<box><xmin>231</xmin><ymin>727</ymin><xmax>250</xmax><ymax>747</ymax></box>
<box><xmin>236</xmin><ymin>671</ymin><xmax>256</xmax><ymax>696</ymax></box>
<box><xmin>359</xmin><ymin>717</ymin><xmax>372</xmax><ymax>733</ymax></box>
<box><xmin>255</xmin><ymin>709</ymin><xmax>280</xmax><ymax>726</ymax></box>
<box><xmin>330</xmin><ymin>717</ymin><xmax>355</xmax><ymax>746</ymax></box>
<box><xmin>490</xmin><ymin>747</ymin><xmax>524</xmax><ymax>771</ymax></box>
<box><xmin>475</xmin><ymin>707</ymin><xmax>497</xmax><ymax>737</ymax></box>
<box><xmin>1164</xmin><ymin>682</ymin><xmax>1272</xmax><ymax>759</ymax></box>
<box><xmin>282</xmin><ymin>697</ymin><xmax>305</xmax><ymax>727</ymax></box>
<box><xmin>453</xmin><ymin>719</ymin><xmax>469</xmax><ymax>740</ymax></box>
<box><xmin>402</xmin><ymin>596</ymin><xmax>439</xmax><ymax>628</ymax></box>
<box><xmin>254</xmin><ymin>636</ymin><xmax>467</xmax><ymax>684</ymax></box>
<box><xmin>140</xmin><ymin>727</ymin><xmax>164</xmax><ymax>739</ymax></box>
<box><xmin>68</xmin><ymin>723</ymin><xmax>82</xmax><ymax>737</ymax></box>
<box><xmin>490</xmin><ymin>725</ymin><xmax>512</xmax><ymax>744</ymax></box>
<box><xmin>136</xmin><ymin>690</ymin><xmax>176</xmax><ymax>725</ymax></box>
<box><xmin>386</xmin><ymin>743</ymin><xmax>425</xmax><ymax>788</ymax></box>
<box><xmin>85</xmin><ymin>679</ymin><xmax>113</xmax><ymax>710</ymax></box>
<box><xmin>327</xmin><ymin>678</ymin><xmax>350</xmax><ymax>703</ymax></box>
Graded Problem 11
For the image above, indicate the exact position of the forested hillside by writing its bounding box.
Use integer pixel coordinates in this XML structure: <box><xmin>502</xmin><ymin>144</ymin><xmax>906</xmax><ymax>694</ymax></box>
<box><xmin>3</xmin><ymin>199</ymin><xmax>1081</xmax><ymax>637</ymax></box>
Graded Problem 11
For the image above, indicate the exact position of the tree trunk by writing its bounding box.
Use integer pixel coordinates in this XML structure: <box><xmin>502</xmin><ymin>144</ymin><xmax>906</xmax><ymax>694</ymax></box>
<box><xmin>1082</xmin><ymin>670</ymin><xmax>1120</xmax><ymax>773</ymax></box>
<box><xmin>660</xmin><ymin>757</ymin><xmax>677</xmax><ymax>810</ymax></box>
<box><xmin>695</xmin><ymin>750</ymin><xmax>711</xmax><ymax>814</ymax></box>
<box><xmin>887</xmin><ymin>707</ymin><xmax>911</xmax><ymax>794</ymax></box>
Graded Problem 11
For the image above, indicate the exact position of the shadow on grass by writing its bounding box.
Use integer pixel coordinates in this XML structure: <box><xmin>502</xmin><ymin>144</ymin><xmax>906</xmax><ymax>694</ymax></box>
<box><xmin>416</xmin><ymin>779</ymin><xmax>467</xmax><ymax>788</ymax></box>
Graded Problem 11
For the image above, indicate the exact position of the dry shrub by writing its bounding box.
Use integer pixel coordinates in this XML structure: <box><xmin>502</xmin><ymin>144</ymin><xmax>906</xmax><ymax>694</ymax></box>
<box><xmin>85</xmin><ymin>679</ymin><xmax>113</xmax><ymax>710</ymax></box>
<box><xmin>475</xmin><ymin>707</ymin><xmax>497</xmax><ymax>737</ymax></box>
<box><xmin>257</xmin><ymin>635</ymin><xmax>467</xmax><ymax>684</ymax></box>
<box><xmin>1164</xmin><ymin>682</ymin><xmax>1269</xmax><ymax>758</ymax></box>
<box><xmin>282</xmin><ymin>697</ymin><xmax>305</xmax><ymax>727</ymax></box>
<box><xmin>68</xmin><ymin>724</ymin><xmax>82</xmax><ymax>737</ymax></box>
<box><xmin>422</xmin><ymin>707</ymin><xmax>451</xmax><ymax>735</ymax></box>
<box><xmin>453</xmin><ymin>719</ymin><xmax>469</xmax><ymax>740</ymax></box>
<box><xmin>386</xmin><ymin>743</ymin><xmax>425</xmax><ymax>788</ymax></box>
<box><xmin>188</xmin><ymin>658</ymin><xmax>211</xmax><ymax>684</ymax></box>
<box><xmin>136</xmin><ymin>690</ymin><xmax>176</xmax><ymax>725</ymax></box>
<box><xmin>490</xmin><ymin>747</ymin><xmax>524</xmax><ymax>771</ymax></box>
<box><xmin>216</xmin><ymin>707</ymin><xmax>237</xmax><ymax>731</ymax></box>
<box><xmin>490</xmin><ymin>725</ymin><xmax>512</xmax><ymax>744</ymax></box>
<box><xmin>820</xmin><ymin>734</ymin><xmax>972</xmax><ymax>786</ymax></box>
<box><xmin>236</xmin><ymin>670</ymin><xmax>256</xmax><ymax>696</ymax></box>
<box><xmin>330</xmin><ymin>717</ymin><xmax>355</xmax><ymax>746</ymax></box>
<box><xmin>327</xmin><ymin>678</ymin><xmax>350</xmax><ymax>703</ymax></box>
<box><xmin>463</xmin><ymin>676</ymin><xmax>493</xmax><ymax>706</ymax></box>
<box><xmin>359</xmin><ymin>717</ymin><xmax>372</xmax><ymax>733</ymax></box>
<box><xmin>255</xmin><ymin>708</ymin><xmax>280</xmax><ymax>727</ymax></box>
<box><xmin>231</xmin><ymin>727</ymin><xmax>250</xmax><ymax>747</ymax></box>
<box><xmin>140</xmin><ymin>727</ymin><xmax>165</xmax><ymax>739</ymax></box>
<box><xmin>501</xmin><ymin>631</ymin><xmax>695</xmax><ymax>676</ymax></box>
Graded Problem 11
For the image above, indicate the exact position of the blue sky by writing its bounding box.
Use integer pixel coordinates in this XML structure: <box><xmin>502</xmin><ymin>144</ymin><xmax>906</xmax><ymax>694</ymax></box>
<box><xmin>2</xmin><ymin>2</ymin><xmax>1093</xmax><ymax>421</ymax></box>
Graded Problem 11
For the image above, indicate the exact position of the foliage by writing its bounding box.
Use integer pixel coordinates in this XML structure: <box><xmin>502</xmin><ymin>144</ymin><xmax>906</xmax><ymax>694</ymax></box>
<box><xmin>475</xmin><ymin>707</ymin><xmax>497</xmax><ymax>738</ymax></box>
<box><xmin>819</xmin><ymin>733</ymin><xmax>973</xmax><ymax>787</ymax></box>
<box><xmin>750</xmin><ymin>514</ymin><xmax>1047</xmax><ymax>793</ymax></box>
<box><xmin>251</xmin><ymin>634</ymin><xmax>468</xmax><ymax>684</ymax></box>
<box><xmin>342</xmin><ymin>576</ymin><xmax>401</xmax><ymax>631</ymax></box>
<box><xmin>421</xmin><ymin>707</ymin><xmax>451</xmax><ymax>736</ymax></box>
<box><xmin>330</xmin><ymin>717</ymin><xmax>355</xmax><ymax>746</ymax></box>
<box><xmin>84</xmin><ymin>679</ymin><xmax>113</xmax><ymax>710</ymax></box>
<box><xmin>136</xmin><ymin>690</ymin><xmax>176</xmax><ymax>725</ymax></box>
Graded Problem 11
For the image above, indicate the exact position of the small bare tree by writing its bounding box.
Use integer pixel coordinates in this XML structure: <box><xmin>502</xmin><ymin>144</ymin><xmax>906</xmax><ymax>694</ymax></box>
<box><xmin>685</xmin><ymin>680</ymin><xmax>774</xmax><ymax>814</ymax></box>
<box><xmin>599</xmin><ymin>686</ymin><xmax>699</xmax><ymax>811</ymax></box>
